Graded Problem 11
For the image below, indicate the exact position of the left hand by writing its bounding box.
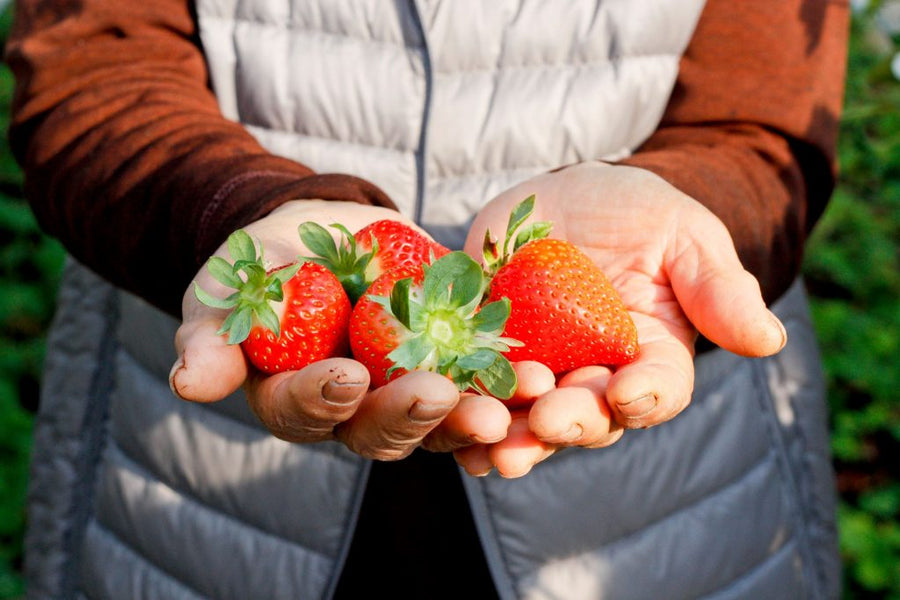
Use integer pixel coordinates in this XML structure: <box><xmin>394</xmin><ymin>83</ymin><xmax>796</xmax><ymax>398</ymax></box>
<box><xmin>454</xmin><ymin>161</ymin><xmax>787</xmax><ymax>477</ymax></box>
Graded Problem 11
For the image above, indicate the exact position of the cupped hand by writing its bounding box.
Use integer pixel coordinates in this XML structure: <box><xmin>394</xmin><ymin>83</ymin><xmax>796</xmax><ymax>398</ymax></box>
<box><xmin>169</xmin><ymin>200</ymin><xmax>511</xmax><ymax>460</ymax></box>
<box><xmin>456</xmin><ymin>161</ymin><xmax>787</xmax><ymax>477</ymax></box>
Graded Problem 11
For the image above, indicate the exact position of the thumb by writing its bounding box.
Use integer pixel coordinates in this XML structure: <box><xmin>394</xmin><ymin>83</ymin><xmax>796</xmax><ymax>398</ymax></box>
<box><xmin>668</xmin><ymin>211</ymin><xmax>787</xmax><ymax>358</ymax></box>
<box><xmin>169</xmin><ymin>316</ymin><xmax>248</xmax><ymax>403</ymax></box>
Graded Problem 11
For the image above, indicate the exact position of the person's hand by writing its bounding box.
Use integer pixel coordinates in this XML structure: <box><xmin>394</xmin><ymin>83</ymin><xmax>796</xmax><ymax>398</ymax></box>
<box><xmin>456</xmin><ymin>161</ymin><xmax>787</xmax><ymax>477</ymax></box>
<box><xmin>169</xmin><ymin>200</ymin><xmax>512</xmax><ymax>460</ymax></box>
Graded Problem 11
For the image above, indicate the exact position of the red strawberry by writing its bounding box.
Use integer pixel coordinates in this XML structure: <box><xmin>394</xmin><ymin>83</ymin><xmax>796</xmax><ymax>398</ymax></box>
<box><xmin>349</xmin><ymin>251</ymin><xmax>520</xmax><ymax>399</ymax></box>
<box><xmin>483</xmin><ymin>195</ymin><xmax>639</xmax><ymax>374</ymax></box>
<box><xmin>194</xmin><ymin>230</ymin><xmax>351</xmax><ymax>374</ymax></box>
<box><xmin>299</xmin><ymin>219</ymin><xmax>449</xmax><ymax>304</ymax></box>
<box><xmin>354</xmin><ymin>219</ymin><xmax>451</xmax><ymax>276</ymax></box>
<box><xmin>349</xmin><ymin>265</ymin><xmax>423</xmax><ymax>388</ymax></box>
<box><xmin>488</xmin><ymin>238</ymin><xmax>639</xmax><ymax>373</ymax></box>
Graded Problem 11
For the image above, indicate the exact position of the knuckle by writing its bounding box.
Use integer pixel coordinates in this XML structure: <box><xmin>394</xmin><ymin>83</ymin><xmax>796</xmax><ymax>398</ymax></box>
<box><xmin>351</xmin><ymin>441</ymin><xmax>412</xmax><ymax>461</ymax></box>
<box><xmin>256</xmin><ymin>407</ymin><xmax>334</xmax><ymax>443</ymax></box>
<box><xmin>340</xmin><ymin>427</ymin><xmax>420</xmax><ymax>461</ymax></box>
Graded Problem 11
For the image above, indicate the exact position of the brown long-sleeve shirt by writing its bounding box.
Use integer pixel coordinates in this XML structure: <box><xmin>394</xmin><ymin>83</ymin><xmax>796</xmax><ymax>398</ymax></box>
<box><xmin>6</xmin><ymin>1</ymin><xmax>848</xmax><ymax>317</ymax></box>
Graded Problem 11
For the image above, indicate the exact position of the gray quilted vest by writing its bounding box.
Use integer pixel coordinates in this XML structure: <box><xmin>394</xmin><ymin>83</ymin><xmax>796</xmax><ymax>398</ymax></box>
<box><xmin>25</xmin><ymin>1</ymin><xmax>841</xmax><ymax>598</ymax></box>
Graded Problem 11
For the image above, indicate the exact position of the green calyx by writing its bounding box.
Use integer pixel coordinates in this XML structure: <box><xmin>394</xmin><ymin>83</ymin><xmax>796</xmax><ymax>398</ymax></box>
<box><xmin>298</xmin><ymin>221</ymin><xmax>374</xmax><ymax>304</ymax></box>
<box><xmin>371</xmin><ymin>251</ymin><xmax>522</xmax><ymax>400</ymax></box>
<box><xmin>482</xmin><ymin>194</ymin><xmax>553</xmax><ymax>277</ymax></box>
<box><xmin>194</xmin><ymin>229</ymin><xmax>301</xmax><ymax>345</ymax></box>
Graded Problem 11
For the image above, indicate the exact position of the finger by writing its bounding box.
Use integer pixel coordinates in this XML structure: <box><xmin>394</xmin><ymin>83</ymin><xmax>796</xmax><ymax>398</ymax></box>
<box><xmin>668</xmin><ymin>210</ymin><xmax>787</xmax><ymax>358</ymax></box>
<box><xmin>335</xmin><ymin>371</ymin><xmax>459</xmax><ymax>461</ymax></box>
<box><xmin>487</xmin><ymin>417</ymin><xmax>555</xmax><ymax>478</ymax></box>
<box><xmin>558</xmin><ymin>364</ymin><xmax>612</xmax><ymax>395</ymax></box>
<box><xmin>561</xmin><ymin>367</ymin><xmax>625</xmax><ymax>450</ymax></box>
<box><xmin>507</xmin><ymin>361</ymin><xmax>557</xmax><ymax>409</ymax></box>
<box><xmin>605</xmin><ymin>320</ymin><xmax>695</xmax><ymax>429</ymax></box>
<box><xmin>169</xmin><ymin>317</ymin><xmax>248</xmax><ymax>403</ymax></box>
<box><xmin>529</xmin><ymin>386</ymin><xmax>623</xmax><ymax>449</ymax></box>
<box><xmin>422</xmin><ymin>393</ymin><xmax>511</xmax><ymax>452</ymax></box>
<box><xmin>453</xmin><ymin>444</ymin><xmax>494</xmax><ymax>477</ymax></box>
<box><xmin>527</xmin><ymin>365</ymin><xmax>624</xmax><ymax>448</ymax></box>
<box><xmin>245</xmin><ymin>358</ymin><xmax>370</xmax><ymax>442</ymax></box>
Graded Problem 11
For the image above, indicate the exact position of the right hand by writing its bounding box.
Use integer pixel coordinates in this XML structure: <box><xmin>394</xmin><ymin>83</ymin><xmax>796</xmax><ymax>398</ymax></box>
<box><xmin>168</xmin><ymin>200</ymin><xmax>512</xmax><ymax>460</ymax></box>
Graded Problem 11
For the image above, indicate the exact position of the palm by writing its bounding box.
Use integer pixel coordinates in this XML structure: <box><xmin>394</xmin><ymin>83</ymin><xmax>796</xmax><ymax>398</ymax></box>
<box><xmin>457</xmin><ymin>162</ymin><xmax>786</xmax><ymax>476</ymax></box>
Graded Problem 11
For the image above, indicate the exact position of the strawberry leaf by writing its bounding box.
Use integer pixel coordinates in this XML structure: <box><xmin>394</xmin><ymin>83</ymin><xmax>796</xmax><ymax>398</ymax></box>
<box><xmin>329</xmin><ymin>223</ymin><xmax>356</xmax><ymax>243</ymax></box>
<box><xmin>265</xmin><ymin>279</ymin><xmax>285</xmax><ymax>302</ymax></box>
<box><xmin>194</xmin><ymin>283</ymin><xmax>238</xmax><ymax>310</ymax></box>
<box><xmin>473</xmin><ymin>298</ymin><xmax>510</xmax><ymax>333</ymax></box>
<box><xmin>227</xmin><ymin>230</ymin><xmax>258</xmax><ymax>263</ymax></box>
<box><xmin>207</xmin><ymin>256</ymin><xmax>243</xmax><ymax>288</ymax></box>
<box><xmin>299</xmin><ymin>221</ymin><xmax>375</xmax><ymax>304</ymax></box>
<box><xmin>389</xmin><ymin>278</ymin><xmax>414</xmax><ymax>329</ymax></box>
<box><xmin>352</xmin><ymin>253</ymin><xmax>374</xmax><ymax>273</ymax></box>
<box><xmin>513</xmin><ymin>221</ymin><xmax>553</xmax><ymax>252</ymax></box>
<box><xmin>233</xmin><ymin>259</ymin><xmax>262</xmax><ymax>276</ymax></box>
<box><xmin>298</xmin><ymin>222</ymin><xmax>341</xmax><ymax>264</ymax></box>
<box><xmin>388</xmin><ymin>334</ymin><xmax>435</xmax><ymax>373</ymax></box>
<box><xmin>455</xmin><ymin>348</ymin><xmax>498</xmax><ymax>370</ymax></box>
<box><xmin>271</xmin><ymin>263</ymin><xmax>302</xmax><ymax>285</ymax></box>
<box><xmin>368</xmin><ymin>249</ymin><xmax>521</xmax><ymax>398</ymax></box>
<box><xmin>255</xmin><ymin>303</ymin><xmax>282</xmax><ymax>338</ymax></box>
<box><xmin>482</xmin><ymin>230</ymin><xmax>501</xmax><ymax>267</ymax></box>
<box><xmin>482</xmin><ymin>195</ymin><xmax>553</xmax><ymax>279</ymax></box>
<box><xmin>471</xmin><ymin>353</ymin><xmax>517</xmax><ymax>400</ymax></box>
<box><xmin>504</xmin><ymin>194</ymin><xmax>536</xmax><ymax>256</ymax></box>
<box><xmin>424</xmin><ymin>252</ymin><xmax>484</xmax><ymax>308</ymax></box>
<box><xmin>220</xmin><ymin>306</ymin><xmax>253</xmax><ymax>345</ymax></box>
<box><xmin>195</xmin><ymin>228</ymin><xmax>305</xmax><ymax>346</ymax></box>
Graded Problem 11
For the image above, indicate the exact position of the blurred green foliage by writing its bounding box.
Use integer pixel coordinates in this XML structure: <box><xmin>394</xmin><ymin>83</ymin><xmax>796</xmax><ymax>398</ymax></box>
<box><xmin>0</xmin><ymin>5</ymin><xmax>64</xmax><ymax>598</ymax></box>
<box><xmin>802</xmin><ymin>3</ymin><xmax>900</xmax><ymax>597</ymax></box>
<box><xmin>0</xmin><ymin>2</ymin><xmax>897</xmax><ymax>600</ymax></box>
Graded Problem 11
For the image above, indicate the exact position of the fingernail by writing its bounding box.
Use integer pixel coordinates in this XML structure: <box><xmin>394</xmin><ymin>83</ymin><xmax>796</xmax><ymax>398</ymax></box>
<box><xmin>467</xmin><ymin>464</ymin><xmax>493</xmax><ymax>477</ymax></box>
<box><xmin>408</xmin><ymin>399</ymin><xmax>455</xmax><ymax>423</ymax></box>
<box><xmin>545</xmin><ymin>423</ymin><xmax>583</xmax><ymax>444</ymax></box>
<box><xmin>770</xmin><ymin>313</ymin><xmax>788</xmax><ymax>350</ymax></box>
<box><xmin>500</xmin><ymin>465</ymin><xmax>533</xmax><ymax>479</ymax></box>
<box><xmin>617</xmin><ymin>393</ymin><xmax>657</xmax><ymax>418</ymax></box>
<box><xmin>469</xmin><ymin>432</ymin><xmax>506</xmax><ymax>444</ymax></box>
<box><xmin>168</xmin><ymin>355</ymin><xmax>185</xmax><ymax>399</ymax></box>
<box><xmin>321</xmin><ymin>380</ymin><xmax>366</xmax><ymax>405</ymax></box>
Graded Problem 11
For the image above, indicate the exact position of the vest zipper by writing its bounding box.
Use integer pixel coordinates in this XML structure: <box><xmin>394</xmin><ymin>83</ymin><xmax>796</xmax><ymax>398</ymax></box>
<box><xmin>409</xmin><ymin>0</ymin><xmax>432</xmax><ymax>226</ymax></box>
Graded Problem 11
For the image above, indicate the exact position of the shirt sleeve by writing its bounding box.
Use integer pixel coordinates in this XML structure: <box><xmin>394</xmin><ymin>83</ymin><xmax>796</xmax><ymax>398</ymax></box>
<box><xmin>618</xmin><ymin>0</ymin><xmax>849</xmax><ymax>303</ymax></box>
<box><xmin>6</xmin><ymin>0</ymin><xmax>395</xmax><ymax>316</ymax></box>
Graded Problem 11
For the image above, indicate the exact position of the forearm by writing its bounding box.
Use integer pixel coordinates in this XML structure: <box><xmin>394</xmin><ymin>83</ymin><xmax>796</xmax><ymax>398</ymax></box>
<box><xmin>620</xmin><ymin>0</ymin><xmax>849</xmax><ymax>303</ymax></box>
<box><xmin>6</xmin><ymin>0</ymin><xmax>392</xmax><ymax>315</ymax></box>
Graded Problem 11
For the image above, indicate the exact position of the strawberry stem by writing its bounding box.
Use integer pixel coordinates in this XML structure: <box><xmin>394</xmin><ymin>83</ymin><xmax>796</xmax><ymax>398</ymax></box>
<box><xmin>194</xmin><ymin>230</ymin><xmax>301</xmax><ymax>345</ymax></box>
<box><xmin>298</xmin><ymin>222</ymin><xmax>375</xmax><ymax>304</ymax></box>
<box><xmin>482</xmin><ymin>195</ymin><xmax>553</xmax><ymax>278</ymax></box>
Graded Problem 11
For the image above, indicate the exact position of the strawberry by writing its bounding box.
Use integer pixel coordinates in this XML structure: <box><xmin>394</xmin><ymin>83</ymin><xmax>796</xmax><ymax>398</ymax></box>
<box><xmin>194</xmin><ymin>230</ymin><xmax>351</xmax><ymax>374</ymax></box>
<box><xmin>484</xmin><ymin>196</ymin><xmax>639</xmax><ymax>374</ymax></box>
<box><xmin>349</xmin><ymin>251</ymin><xmax>520</xmax><ymax>399</ymax></box>
<box><xmin>298</xmin><ymin>219</ymin><xmax>449</xmax><ymax>304</ymax></box>
<box><xmin>348</xmin><ymin>265</ymin><xmax>423</xmax><ymax>388</ymax></box>
<box><xmin>354</xmin><ymin>219</ymin><xmax>451</xmax><ymax>275</ymax></box>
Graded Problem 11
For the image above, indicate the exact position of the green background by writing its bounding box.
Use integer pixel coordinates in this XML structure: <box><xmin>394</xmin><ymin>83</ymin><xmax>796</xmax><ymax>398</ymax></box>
<box><xmin>1</xmin><ymin>3</ymin><xmax>898</xmax><ymax>598</ymax></box>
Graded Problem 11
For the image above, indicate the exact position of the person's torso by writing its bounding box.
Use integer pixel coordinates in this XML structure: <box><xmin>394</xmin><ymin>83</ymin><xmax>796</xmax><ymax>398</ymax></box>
<box><xmin>196</xmin><ymin>0</ymin><xmax>704</xmax><ymax>247</ymax></box>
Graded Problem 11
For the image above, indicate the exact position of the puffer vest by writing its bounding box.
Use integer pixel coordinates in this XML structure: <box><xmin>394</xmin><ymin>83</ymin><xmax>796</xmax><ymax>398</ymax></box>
<box><xmin>25</xmin><ymin>2</ymin><xmax>841</xmax><ymax>599</ymax></box>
